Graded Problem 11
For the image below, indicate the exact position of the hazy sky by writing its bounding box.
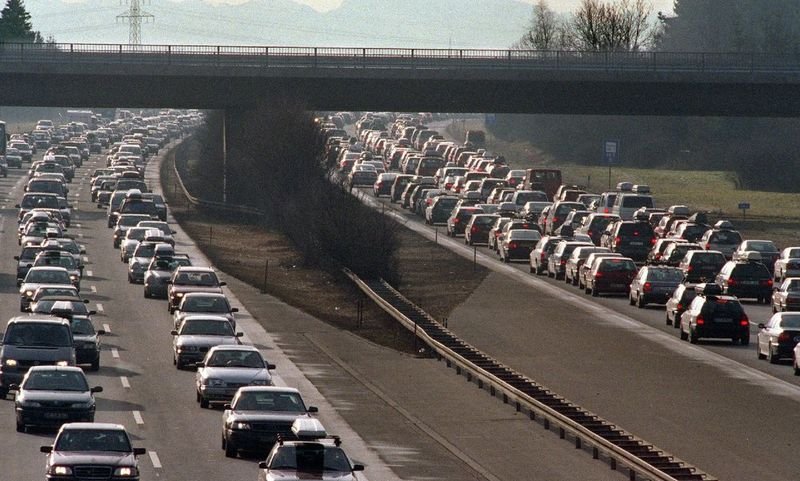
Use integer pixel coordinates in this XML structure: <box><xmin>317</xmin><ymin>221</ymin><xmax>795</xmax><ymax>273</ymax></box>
<box><xmin>197</xmin><ymin>0</ymin><xmax>675</xmax><ymax>14</ymax></box>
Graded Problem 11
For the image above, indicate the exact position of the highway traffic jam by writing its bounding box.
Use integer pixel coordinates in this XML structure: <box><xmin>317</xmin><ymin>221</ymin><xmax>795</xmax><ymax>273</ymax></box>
<box><xmin>0</xmin><ymin>112</ymin><xmax>366</xmax><ymax>481</ymax></box>
<box><xmin>325</xmin><ymin>112</ymin><xmax>800</xmax><ymax>371</ymax></box>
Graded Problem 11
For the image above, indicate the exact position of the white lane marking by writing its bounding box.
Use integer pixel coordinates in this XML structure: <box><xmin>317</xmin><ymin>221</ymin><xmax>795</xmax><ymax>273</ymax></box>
<box><xmin>75</xmin><ymin>223</ymin><xmax>82</xmax><ymax>228</ymax></box>
<box><xmin>111</xmin><ymin>348</ymin><xmax>120</xmax><ymax>359</ymax></box>
<box><xmin>132</xmin><ymin>410</ymin><xmax>144</xmax><ymax>425</ymax></box>
<box><xmin>86</xmin><ymin>270</ymin><xmax>93</xmax><ymax>277</ymax></box>
<box><xmin>103</xmin><ymin>323</ymin><xmax>111</xmax><ymax>333</ymax></box>
<box><xmin>148</xmin><ymin>451</ymin><xmax>162</xmax><ymax>469</ymax></box>
<box><xmin>120</xmin><ymin>376</ymin><xmax>130</xmax><ymax>388</ymax></box>
<box><xmin>96</xmin><ymin>303</ymin><xmax>104</xmax><ymax>313</ymax></box>
<box><xmin>90</xmin><ymin>285</ymin><xmax>97</xmax><ymax>293</ymax></box>
<box><xmin>77</xmin><ymin>232</ymin><xmax>84</xmax><ymax>238</ymax></box>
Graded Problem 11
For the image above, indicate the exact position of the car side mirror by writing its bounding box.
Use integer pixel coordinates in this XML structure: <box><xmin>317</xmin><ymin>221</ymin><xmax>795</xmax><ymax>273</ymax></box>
<box><xmin>97</xmin><ymin>330</ymin><xmax>105</xmax><ymax>335</ymax></box>
<box><xmin>758</xmin><ymin>323</ymin><xmax>766</xmax><ymax>329</ymax></box>
<box><xmin>231</xmin><ymin>308</ymin><xmax>239</xmax><ymax>313</ymax></box>
<box><xmin>258</xmin><ymin>461</ymin><xmax>268</xmax><ymax>469</ymax></box>
<box><xmin>26</xmin><ymin>263</ymin><xmax>32</xmax><ymax>268</ymax></box>
<box><xmin>90</xmin><ymin>386</ymin><xmax>103</xmax><ymax>393</ymax></box>
<box><xmin>89</xmin><ymin>310</ymin><xmax>97</xmax><ymax>316</ymax></box>
<box><xmin>80</xmin><ymin>249</ymin><xmax>86</xmax><ymax>254</ymax></box>
<box><xmin>9</xmin><ymin>383</ymin><xmax>19</xmax><ymax>390</ymax></box>
<box><xmin>133</xmin><ymin>447</ymin><xmax>146</xmax><ymax>456</ymax></box>
<box><xmin>13</xmin><ymin>256</ymin><xmax>19</xmax><ymax>261</ymax></box>
<box><xmin>14</xmin><ymin>204</ymin><xmax>20</xmax><ymax>208</ymax></box>
<box><xmin>223</xmin><ymin>403</ymin><xmax>232</xmax><ymax>410</ymax></box>
<box><xmin>195</xmin><ymin>362</ymin><xmax>204</xmax><ymax>368</ymax></box>
<box><xmin>266</xmin><ymin>363</ymin><xmax>276</xmax><ymax>370</ymax></box>
<box><xmin>307</xmin><ymin>406</ymin><xmax>318</xmax><ymax>413</ymax></box>
<box><xmin>170</xmin><ymin>330</ymin><xmax>178</xmax><ymax>336</ymax></box>
<box><xmin>352</xmin><ymin>464</ymin><xmax>365</xmax><ymax>472</ymax></box>
<box><xmin>40</xmin><ymin>446</ymin><xmax>53</xmax><ymax>454</ymax></box>
<box><xmin>235</xmin><ymin>332</ymin><xmax>243</xmax><ymax>337</ymax></box>
<box><xmin>219</xmin><ymin>281</ymin><xmax>227</xmax><ymax>287</ymax></box>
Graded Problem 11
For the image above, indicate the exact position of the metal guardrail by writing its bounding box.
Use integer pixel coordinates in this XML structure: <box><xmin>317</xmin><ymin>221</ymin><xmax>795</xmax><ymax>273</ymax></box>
<box><xmin>344</xmin><ymin>269</ymin><xmax>716</xmax><ymax>481</ymax></box>
<box><xmin>1</xmin><ymin>42</ymin><xmax>800</xmax><ymax>73</ymax></box>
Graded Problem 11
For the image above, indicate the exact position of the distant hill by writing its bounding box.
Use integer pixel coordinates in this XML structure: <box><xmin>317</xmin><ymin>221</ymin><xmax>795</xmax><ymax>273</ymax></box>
<box><xmin>25</xmin><ymin>0</ymin><xmax>531</xmax><ymax>48</ymax></box>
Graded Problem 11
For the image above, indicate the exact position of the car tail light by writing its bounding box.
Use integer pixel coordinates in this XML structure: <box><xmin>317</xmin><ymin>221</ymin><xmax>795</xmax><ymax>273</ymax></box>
<box><xmin>696</xmin><ymin>315</ymin><xmax>705</xmax><ymax>326</ymax></box>
<box><xmin>540</xmin><ymin>252</ymin><xmax>547</xmax><ymax>261</ymax></box>
<box><xmin>454</xmin><ymin>218</ymin><xmax>460</xmax><ymax>224</ymax></box>
<box><xmin>778</xmin><ymin>331</ymin><xmax>791</xmax><ymax>342</ymax></box>
<box><xmin>705</xmin><ymin>243</ymin><xmax>711</xmax><ymax>249</ymax></box>
<box><xmin>471</xmin><ymin>226</ymin><xmax>479</xmax><ymax>233</ymax></box>
<box><xmin>643</xmin><ymin>282</ymin><xmax>652</xmax><ymax>293</ymax></box>
<box><xmin>560</xmin><ymin>259</ymin><xmax>566</xmax><ymax>265</ymax></box>
<box><xmin>614</xmin><ymin>236</ymin><xmax>621</xmax><ymax>246</ymax></box>
<box><xmin>509</xmin><ymin>242</ymin><xmax>518</xmax><ymax>249</ymax></box>
<box><xmin>588</xmin><ymin>230</ymin><xmax>593</xmax><ymax>237</ymax></box>
<box><xmin>650</xmin><ymin>237</ymin><xmax>657</xmax><ymax>245</ymax></box>
<box><xmin>740</xmin><ymin>316</ymin><xmax>750</xmax><ymax>327</ymax></box>
<box><xmin>677</xmin><ymin>303</ymin><xmax>683</xmax><ymax>310</ymax></box>
<box><xmin>687</xmin><ymin>266</ymin><xmax>693</xmax><ymax>272</ymax></box>
<box><xmin>594</xmin><ymin>271</ymin><xmax>604</xmax><ymax>278</ymax></box>
<box><xmin>655</xmin><ymin>253</ymin><xmax>662</xmax><ymax>260</ymax></box>
<box><xmin>603</xmin><ymin>208</ymin><xmax>609</xmax><ymax>213</ymax></box>
<box><xmin>553</xmin><ymin>217</ymin><xmax>560</xmax><ymax>224</ymax></box>
<box><xmin>426</xmin><ymin>199</ymin><xmax>432</xmax><ymax>206</ymax></box>
<box><xmin>761</xmin><ymin>279</ymin><xmax>773</xmax><ymax>287</ymax></box>
<box><xmin>727</xmin><ymin>278</ymin><xmax>736</xmax><ymax>286</ymax></box>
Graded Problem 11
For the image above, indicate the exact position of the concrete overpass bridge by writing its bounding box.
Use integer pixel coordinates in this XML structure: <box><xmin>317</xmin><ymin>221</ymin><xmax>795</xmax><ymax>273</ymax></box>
<box><xmin>2</xmin><ymin>42</ymin><xmax>800</xmax><ymax>116</ymax></box>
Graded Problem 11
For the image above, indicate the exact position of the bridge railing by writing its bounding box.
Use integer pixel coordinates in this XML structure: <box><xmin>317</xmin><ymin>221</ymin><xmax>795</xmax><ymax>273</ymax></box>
<box><xmin>2</xmin><ymin>42</ymin><xmax>800</xmax><ymax>72</ymax></box>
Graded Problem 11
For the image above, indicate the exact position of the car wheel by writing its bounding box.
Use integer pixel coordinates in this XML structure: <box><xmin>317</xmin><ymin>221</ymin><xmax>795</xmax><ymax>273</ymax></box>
<box><xmin>90</xmin><ymin>358</ymin><xmax>100</xmax><ymax>372</ymax></box>
<box><xmin>200</xmin><ymin>397</ymin><xmax>210</xmax><ymax>409</ymax></box>
<box><xmin>591</xmin><ymin>286</ymin><xmax>599</xmax><ymax>297</ymax></box>
<box><xmin>768</xmin><ymin>343</ymin><xmax>779</xmax><ymax>363</ymax></box>
<box><xmin>15</xmin><ymin>420</ymin><xmax>24</xmax><ymax>433</ymax></box>
<box><xmin>679</xmin><ymin>323</ymin><xmax>688</xmax><ymax>340</ymax></box>
<box><xmin>224</xmin><ymin>440</ymin><xmax>237</xmax><ymax>458</ymax></box>
<box><xmin>636</xmin><ymin>295</ymin><xmax>645</xmax><ymax>309</ymax></box>
<box><xmin>689</xmin><ymin>329</ymin><xmax>699</xmax><ymax>344</ymax></box>
<box><xmin>529</xmin><ymin>264</ymin><xmax>535</xmax><ymax>274</ymax></box>
<box><xmin>741</xmin><ymin>335</ymin><xmax>750</xmax><ymax>346</ymax></box>
<box><xmin>666</xmin><ymin>313</ymin><xmax>672</xmax><ymax>326</ymax></box>
<box><xmin>144</xmin><ymin>288</ymin><xmax>150</xmax><ymax>298</ymax></box>
<box><xmin>794</xmin><ymin>356</ymin><xmax>800</xmax><ymax>376</ymax></box>
<box><xmin>629</xmin><ymin>293</ymin><xmax>636</xmax><ymax>306</ymax></box>
<box><xmin>757</xmin><ymin>344</ymin><xmax>766</xmax><ymax>359</ymax></box>
<box><xmin>222</xmin><ymin>436</ymin><xmax>227</xmax><ymax>449</ymax></box>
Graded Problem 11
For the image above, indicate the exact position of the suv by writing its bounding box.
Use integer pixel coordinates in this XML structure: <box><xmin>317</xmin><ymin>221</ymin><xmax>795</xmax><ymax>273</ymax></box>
<box><xmin>446</xmin><ymin>207</ymin><xmax>483</xmax><ymax>237</ymax></box>
<box><xmin>731</xmin><ymin>239</ymin><xmax>780</xmax><ymax>273</ymax></box>
<box><xmin>464</xmin><ymin>214</ymin><xmax>500</xmax><ymax>246</ymax></box>
<box><xmin>0</xmin><ymin>316</ymin><xmax>75</xmax><ymax>398</ymax></box>
<box><xmin>679</xmin><ymin>250</ymin><xmax>726</xmax><ymax>283</ymax></box>
<box><xmin>679</xmin><ymin>283</ymin><xmax>750</xmax><ymax>345</ymax></box>
<box><xmin>715</xmin><ymin>253</ymin><xmax>774</xmax><ymax>303</ymax></box>
<box><xmin>601</xmin><ymin>220</ymin><xmax>655</xmax><ymax>263</ymax></box>
<box><xmin>547</xmin><ymin>240</ymin><xmax>593</xmax><ymax>280</ymax></box>
<box><xmin>577</xmin><ymin>213</ymin><xmax>619</xmax><ymax>246</ymax></box>
<box><xmin>41</xmin><ymin>423</ymin><xmax>145</xmax><ymax>481</ymax></box>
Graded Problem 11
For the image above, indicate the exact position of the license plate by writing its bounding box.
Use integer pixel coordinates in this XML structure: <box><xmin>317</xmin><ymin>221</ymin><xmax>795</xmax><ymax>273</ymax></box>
<box><xmin>629</xmin><ymin>241</ymin><xmax>643</xmax><ymax>246</ymax></box>
<box><xmin>740</xmin><ymin>280</ymin><xmax>757</xmax><ymax>285</ymax></box>
<box><xmin>44</xmin><ymin>412</ymin><xmax>68</xmax><ymax>419</ymax></box>
<box><xmin>715</xmin><ymin>318</ymin><xmax>732</xmax><ymax>323</ymax></box>
<box><xmin>610</xmin><ymin>283</ymin><xmax>626</xmax><ymax>288</ymax></box>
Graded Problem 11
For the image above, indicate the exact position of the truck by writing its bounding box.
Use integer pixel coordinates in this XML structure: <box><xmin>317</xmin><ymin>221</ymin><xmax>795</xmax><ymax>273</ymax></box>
<box><xmin>66</xmin><ymin>110</ymin><xmax>96</xmax><ymax>129</ymax></box>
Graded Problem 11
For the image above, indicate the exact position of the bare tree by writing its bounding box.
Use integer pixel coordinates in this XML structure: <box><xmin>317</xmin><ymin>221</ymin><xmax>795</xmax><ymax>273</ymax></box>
<box><xmin>514</xmin><ymin>0</ymin><xmax>564</xmax><ymax>49</ymax></box>
<box><xmin>572</xmin><ymin>0</ymin><xmax>656</xmax><ymax>51</ymax></box>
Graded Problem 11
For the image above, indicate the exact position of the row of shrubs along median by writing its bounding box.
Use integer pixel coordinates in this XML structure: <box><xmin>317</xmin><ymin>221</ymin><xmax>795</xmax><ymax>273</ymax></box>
<box><xmin>175</xmin><ymin>101</ymin><xmax>400</xmax><ymax>284</ymax></box>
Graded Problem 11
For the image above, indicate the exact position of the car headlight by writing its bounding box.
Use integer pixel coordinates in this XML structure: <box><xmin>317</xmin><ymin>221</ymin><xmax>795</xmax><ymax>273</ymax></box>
<box><xmin>113</xmin><ymin>467</ymin><xmax>138</xmax><ymax>477</ymax></box>
<box><xmin>177</xmin><ymin>345</ymin><xmax>197</xmax><ymax>352</ymax></box>
<box><xmin>175</xmin><ymin>292</ymin><xmax>183</xmax><ymax>298</ymax></box>
<box><xmin>4</xmin><ymin>359</ymin><xmax>17</xmax><ymax>367</ymax></box>
<box><xmin>56</xmin><ymin>360</ymin><xmax>69</xmax><ymax>366</ymax></box>
<box><xmin>48</xmin><ymin>466</ymin><xmax>73</xmax><ymax>476</ymax></box>
<box><xmin>70</xmin><ymin>275</ymin><xmax>79</xmax><ymax>281</ymax></box>
<box><xmin>231</xmin><ymin>421</ymin><xmax>251</xmax><ymax>430</ymax></box>
<box><xmin>24</xmin><ymin>290</ymin><xmax>33</xmax><ymax>297</ymax></box>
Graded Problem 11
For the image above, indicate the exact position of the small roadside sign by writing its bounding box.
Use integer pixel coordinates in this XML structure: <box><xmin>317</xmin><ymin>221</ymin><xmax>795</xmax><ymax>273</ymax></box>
<box><xmin>739</xmin><ymin>202</ymin><xmax>750</xmax><ymax>220</ymax></box>
<box><xmin>603</xmin><ymin>139</ymin><xmax>620</xmax><ymax>165</ymax></box>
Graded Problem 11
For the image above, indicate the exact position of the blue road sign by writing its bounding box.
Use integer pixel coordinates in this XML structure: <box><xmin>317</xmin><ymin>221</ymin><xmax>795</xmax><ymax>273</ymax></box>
<box><xmin>603</xmin><ymin>139</ymin><xmax>620</xmax><ymax>164</ymax></box>
<box><xmin>738</xmin><ymin>202</ymin><xmax>751</xmax><ymax>210</ymax></box>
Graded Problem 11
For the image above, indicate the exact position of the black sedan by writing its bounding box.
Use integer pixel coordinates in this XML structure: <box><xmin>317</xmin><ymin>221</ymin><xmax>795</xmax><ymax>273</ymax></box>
<box><xmin>628</xmin><ymin>266</ymin><xmax>684</xmax><ymax>308</ymax></box>
<box><xmin>14</xmin><ymin>366</ymin><xmax>102</xmax><ymax>432</ymax></box>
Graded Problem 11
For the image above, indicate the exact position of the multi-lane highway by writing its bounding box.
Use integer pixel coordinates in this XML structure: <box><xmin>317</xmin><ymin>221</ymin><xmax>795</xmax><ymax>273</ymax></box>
<box><xmin>354</xmin><ymin>171</ymin><xmax>800</xmax><ymax>481</ymax></box>
<box><xmin>0</xmin><ymin>132</ymin><xmax>634</xmax><ymax>481</ymax></box>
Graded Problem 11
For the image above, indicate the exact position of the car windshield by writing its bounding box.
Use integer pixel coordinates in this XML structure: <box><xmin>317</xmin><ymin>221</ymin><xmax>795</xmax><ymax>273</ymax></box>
<box><xmin>233</xmin><ymin>391</ymin><xmax>306</xmax><ymax>412</ymax></box>
<box><xmin>24</xmin><ymin>370</ymin><xmax>88</xmax><ymax>391</ymax></box>
<box><xmin>120</xmin><ymin>216</ymin><xmax>150</xmax><ymax>227</ymax></box>
<box><xmin>646</xmin><ymin>269</ymin><xmax>685</xmax><ymax>282</ymax></box>
<box><xmin>600</xmin><ymin>259</ymin><xmax>636</xmax><ymax>271</ymax></box>
<box><xmin>4</xmin><ymin>323</ymin><xmax>71</xmax><ymax>347</ymax></box>
<box><xmin>182</xmin><ymin>296</ymin><xmax>229</xmax><ymax>313</ymax></box>
<box><xmin>710</xmin><ymin>231</ymin><xmax>742</xmax><ymax>244</ymax></box>
<box><xmin>133</xmin><ymin>244</ymin><xmax>156</xmax><ymax>258</ymax></box>
<box><xmin>126</xmin><ymin>228</ymin><xmax>148</xmax><ymax>241</ymax></box>
<box><xmin>33</xmin><ymin>300</ymin><xmax>89</xmax><ymax>315</ymax></box>
<box><xmin>70</xmin><ymin>318</ymin><xmax>96</xmax><ymax>335</ymax></box>
<box><xmin>269</xmin><ymin>445</ymin><xmax>351</xmax><ymax>472</ymax></box>
<box><xmin>179</xmin><ymin>320</ymin><xmax>233</xmax><ymax>336</ymax></box>
<box><xmin>25</xmin><ymin>269</ymin><xmax>71</xmax><ymax>284</ymax></box>
<box><xmin>150</xmin><ymin>258</ymin><xmax>190</xmax><ymax>271</ymax></box>
<box><xmin>55</xmin><ymin>429</ymin><xmax>132</xmax><ymax>453</ymax></box>
<box><xmin>34</xmin><ymin>256</ymin><xmax>76</xmax><ymax>269</ymax></box>
<box><xmin>139</xmin><ymin>222</ymin><xmax>171</xmax><ymax>234</ymax></box>
<box><xmin>206</xmin><ymin>350</ymin><xmax>264</xmax><ymax>368</ymax></box>
<box><xmin>692</xmin><ymin>254</ymin><xmax>724</xmax><ymax>266</ymax></box>
<box><xmin>21</xmin><ymin>195</ymin><xmax>59</xmax><ymax>209</ymax></box>
<box><xmin>746</xmin><ymin>241</ymin><xmax>778</xmax><ymax>253</ymax></box>
<box><xmin>175</xmin><ymin>271</ymin><xmax>218</xmax><ymax>286</ymax></box>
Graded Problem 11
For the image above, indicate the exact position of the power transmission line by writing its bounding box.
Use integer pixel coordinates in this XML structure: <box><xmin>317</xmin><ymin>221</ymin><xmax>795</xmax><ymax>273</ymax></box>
<box><xmin>117</xmin><ymin>0</ymin><xmax>154</xmax><ymax>45</ymax></box>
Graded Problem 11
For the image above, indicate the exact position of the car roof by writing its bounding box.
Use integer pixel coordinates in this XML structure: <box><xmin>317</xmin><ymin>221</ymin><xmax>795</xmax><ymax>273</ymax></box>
<box><xmin>208</xmin><ymin>344</ymin><xmax>259</xmax><ymax>353</ymax></box>
<box><xmin>27</xmin><ymin>365</ymin><xmax>84</xmax><ymax>374</ymax></box>
<box><xmin>182</xmin><ymin>292</ymin><xmax>227</xmax><ymax>298</ymax></box>
<box><xmin>61</xmin><ymin>422</ymin><xmax>127</xmax><ymax>431</ymax></box>
<box><xmin>238</xmin><ymin>386</ymin><xmax>300</xmax><ymax>394</ymax></box>
<box><xmin>175</xmin><ymin>266</ymin><xmax>215</xmax><ymax>273</ymax></box>
<box><xmin>181</xmin><ymin>314</ymin><xmax>231</xmax><ymax>322</ymax></box>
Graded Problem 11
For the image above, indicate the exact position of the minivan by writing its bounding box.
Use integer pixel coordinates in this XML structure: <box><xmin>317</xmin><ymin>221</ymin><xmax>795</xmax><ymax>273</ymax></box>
<box><xmin>612</xmin><ymin>193</ymin><xmax>655</xmax><ymax>221</ymax></box>
<box><xmin>0</xmin><ymin>316</ymin><xmax>75</xmax><ymax>397</ymax></box>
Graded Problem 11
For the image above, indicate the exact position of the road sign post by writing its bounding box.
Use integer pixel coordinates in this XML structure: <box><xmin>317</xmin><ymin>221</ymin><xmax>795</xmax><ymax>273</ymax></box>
<box><xmin>602</xmin><ymin>139</ymin><xmax>620</xmax><ymax>190</ymax></box>
<box><xmin>738</xmin><ymin>202</ymin><xmax>750</xmax><ymax>221</ymax></box>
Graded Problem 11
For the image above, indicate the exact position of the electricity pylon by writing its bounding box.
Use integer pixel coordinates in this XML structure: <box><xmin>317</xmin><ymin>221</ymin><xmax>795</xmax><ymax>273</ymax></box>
<box><xmin>117</xmin><ymin>0</ymin><xmax>154</xmax><ymax>45</ymax></box>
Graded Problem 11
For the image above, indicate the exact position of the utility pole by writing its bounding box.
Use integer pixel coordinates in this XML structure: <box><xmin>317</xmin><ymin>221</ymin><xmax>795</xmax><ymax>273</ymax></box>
<box><xmin>117</xmin><ymin>0</ymin><xmax>154</xmax><ymax>45</ymax></box>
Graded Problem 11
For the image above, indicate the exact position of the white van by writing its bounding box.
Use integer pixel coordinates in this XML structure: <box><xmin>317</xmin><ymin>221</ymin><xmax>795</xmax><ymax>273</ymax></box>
<box><xmin>612</xmin><ymin>193</ymin><xmax>655</xmax><ymax>220</ymax></box>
